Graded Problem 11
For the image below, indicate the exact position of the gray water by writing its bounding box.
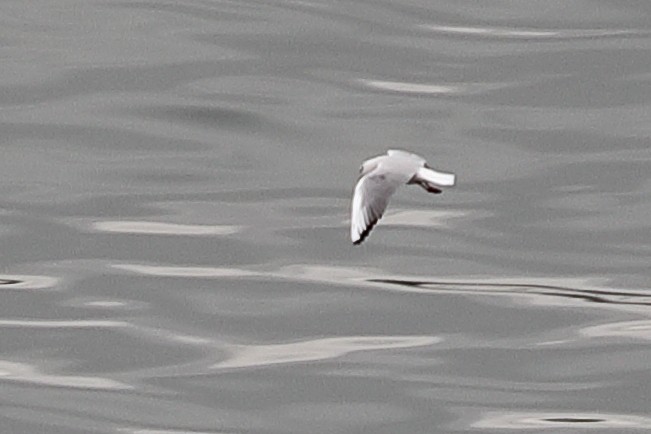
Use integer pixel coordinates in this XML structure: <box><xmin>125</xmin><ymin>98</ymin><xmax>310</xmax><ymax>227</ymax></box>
<box><xmin>1</xmin><ymin>0</ymin><xmax>651</xmax><ymax>432</ymax></box>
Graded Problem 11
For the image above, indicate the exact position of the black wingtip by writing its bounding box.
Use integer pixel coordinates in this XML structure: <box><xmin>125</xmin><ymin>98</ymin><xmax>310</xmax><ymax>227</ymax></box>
<box><xmin>351</xmin><ymin>218</ymin><xmax>379</xmax><ymax>245</ymax></box>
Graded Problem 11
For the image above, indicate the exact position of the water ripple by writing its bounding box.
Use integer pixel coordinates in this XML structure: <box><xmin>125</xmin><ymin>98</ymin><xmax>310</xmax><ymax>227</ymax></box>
<box><xmin>358</xmin><ymin>79</ymin><xmax>462</xmax><ymax>95</ymax></box>
<box><xmin>91</xmin><ymin>221</ymin><xmax>242</xmax><ymax>236</ymax></box>
<box><xmin>0</xmin><ymin>274</ymin><xmax>59</xmax><ymax>290</ymax></box>
<box><xmin>62</xmin><ymin>297</ymin><xmax>148</xmax><ymax>311</ymax></box>
<box><xmin>119</xmin><ymin>429</ymin><xmax>234</xmax><ymax>434</ymax></box>
<box><xmin>111</xmin><ymin>262</ymin><xmax>648</xmax><ymax>311</ymax></box>
<box><xmin>368</xmin><ymin>277</ymin><xmax>651</xmax><ymax>308</ymax></box>
<box><xmin>275</xmin><ymin>265</ymin><xmax>631</xmax><ymax>307</ymax></box>
<box><xmin>214</xmin><ymin>335</ymin><xmax>440</xmax><ymax>370</ymax></box>
<box><xmin>357</xmin><ymin>78</ymin><xmax>507</xmax><ymax>96</ymax></box>
<box><xmin>0</xmin><ymin>319</ymin><xmax>127</xmax><ymax>329</ymax></box>
<box><xmin>113</xmin><ymin>263</ymin><xmax>256</xmax><ymax>278</ymax></box>
<box><xmin>422</xmin><ymin>24</ymin><xmax>646</xmax><ymax>40</ymax></box>
<box><xmin>472</xmin><ymin>410</ymin><xmax>651</xmax><ymax>429</ymax></box>
<box><xmin>381</xmin><ymin>209</ymin><xmax>471</xmax><ymax>227</ymax></box>
<box><xmin>581</xmin><ymin>320</ymin><xmax>651</xmax><ymax>340</ymax></box>
<box><xmin>0</xmin><ymin>360</ymin><xmax>131</xmax><ymax>390</ymax></box>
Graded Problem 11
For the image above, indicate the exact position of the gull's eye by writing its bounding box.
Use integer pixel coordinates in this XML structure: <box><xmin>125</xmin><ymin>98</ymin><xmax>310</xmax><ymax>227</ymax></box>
<box><xmin>359</xmin><ymin>165</ymin><xmax>363</xmax><ymax>173</ymax></box>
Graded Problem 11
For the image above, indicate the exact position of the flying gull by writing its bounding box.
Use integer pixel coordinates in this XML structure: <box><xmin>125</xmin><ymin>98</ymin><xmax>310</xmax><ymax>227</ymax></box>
<box><xmin>351</xmin><ymin>149</ymin><xmax>455</xmax><ymax>244</ymax></box>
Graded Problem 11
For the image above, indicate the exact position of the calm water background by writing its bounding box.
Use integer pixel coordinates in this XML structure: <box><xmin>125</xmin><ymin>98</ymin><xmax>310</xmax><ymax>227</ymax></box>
<box><xmin>1</xmin><ymin>0</ymin><xmax>651</xmax><ymax>432</ymax></box>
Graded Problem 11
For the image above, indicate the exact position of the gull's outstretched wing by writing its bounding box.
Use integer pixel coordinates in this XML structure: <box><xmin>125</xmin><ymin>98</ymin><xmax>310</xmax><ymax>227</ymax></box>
<box><xmin>351</xmin><ymin>171</ymin><xmax>402</xmax><ymax>244</ymax></box>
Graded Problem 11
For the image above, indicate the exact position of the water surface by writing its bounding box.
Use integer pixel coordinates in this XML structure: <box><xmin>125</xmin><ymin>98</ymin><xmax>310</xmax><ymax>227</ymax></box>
<box><xmin>1</xmin><ymin>0</ymin><xmax>651</xmax><ymax>432</ymax></box>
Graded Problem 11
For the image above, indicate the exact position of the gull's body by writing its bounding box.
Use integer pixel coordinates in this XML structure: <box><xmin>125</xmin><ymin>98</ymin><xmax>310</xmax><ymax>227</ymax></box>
<box><xmin>351</xmin><ymin>150</ymin><xmax>455</xmax><ymax>244</ymax></box>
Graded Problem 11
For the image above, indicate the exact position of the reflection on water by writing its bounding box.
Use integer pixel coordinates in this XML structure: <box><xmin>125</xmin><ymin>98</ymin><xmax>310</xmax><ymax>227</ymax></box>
<box><xmin>472</xmin><ymin>411</ymin><xmax>651</xmax><ymax>429</ymax></box>
<box><xmin>359</xmin><ymin>79</ymin><xmax>462</xmax><ymax>95</ymax></box>
<box><xmin>380</xmin><ymin>209</ymin><xmax>469</xmax><ymax>227</ymax></box>
<box><xmin>113</xmin><ymin>263</ymin><xmax>257</xmax><ymax>278</ymax></box>
<box><xmin>62</xmin><ymin>297</ymin><xmax>147</xmax><ymax>310</ymax></box>
<box><xmin>118</xmin><ymin>430</ymin><xmax>229</xmax><ymax>434</ymax></box>
<box><xmin>276</xmin><ymin>264</ymin><xmax>651</xmax><ymax>309</ymax></box>
<box><xmin>214</xmin><ymin>335</ymin><xmax>440</xmax><ymax>370</ymax></box>
<box><xmin>581</xmin><ymin>320</ymin><xmax>651</xmax><ymax>340</ymax></box>
<box><xmin>119</xmin><ymin>430</ymin><xmax>236</xmax><ymax>434</ymax></box>
<box><xmin>358</xmin><ymin>78</ymin><xmax>510</xmax><ymax>97</ymax></box>
<box><xmin>0</xmin><ymin>360</ymin><xmax>131</xmax><ymax>391</ymax></box>
<box><xmin>0</xmin><ymin>319</ymin><xmax>126</xmax><ymax>329</ymax></box>
<box><xmin>91</xmin><ymin>221</ymin><xmax>242</xmax><ymax>236</ymax></box>
<box><xmin>112</xmin><ymin>261</ymin><xmax>651</xmax><ymax>310</ymax></box>
<box><xmin>369</xmin><ymin>277</ymin><xmax>651</xmax><ymax>308</ymax></box>
<box><xmin>422</xmin><ymin>24</ymin><xmax>646</xmax><ymax>39</ymax></box>
<box><xmin>0</xmin><ymin>275</ymin><xmax>59</xmax><ymax>290</ymax></box>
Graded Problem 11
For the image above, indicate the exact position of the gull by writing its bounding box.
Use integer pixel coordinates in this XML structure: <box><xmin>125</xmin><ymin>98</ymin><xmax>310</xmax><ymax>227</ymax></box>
<box><xmin>351</xmin><ymin>149</ymin><xmax>456</xmax><ymax>244</ymax></box>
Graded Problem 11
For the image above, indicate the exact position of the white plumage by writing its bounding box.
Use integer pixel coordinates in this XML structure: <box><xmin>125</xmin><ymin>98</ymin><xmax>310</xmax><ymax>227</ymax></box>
<box><xmin>350</xmin><ymin>150</ymin><xmax>455</xmax><ymax>244</ymax></box>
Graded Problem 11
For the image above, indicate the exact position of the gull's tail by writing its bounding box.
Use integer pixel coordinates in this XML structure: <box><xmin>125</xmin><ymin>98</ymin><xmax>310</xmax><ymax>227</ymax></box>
<box><xmin>410</xmin><ymin>167</ymin><xmax>456</xmax><ymax>194</ymax></box>
<box><xmin>416</xmin><ymin>166</ymin><xmax>456</xmax><ymax>186</ymax></box>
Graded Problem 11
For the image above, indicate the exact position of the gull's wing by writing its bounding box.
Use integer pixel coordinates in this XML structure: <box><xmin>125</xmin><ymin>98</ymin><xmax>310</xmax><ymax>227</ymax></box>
<box><xmin>351</xmin><ymin>171</ymin><xmax>402</xmax><ymax>244</ymax></box>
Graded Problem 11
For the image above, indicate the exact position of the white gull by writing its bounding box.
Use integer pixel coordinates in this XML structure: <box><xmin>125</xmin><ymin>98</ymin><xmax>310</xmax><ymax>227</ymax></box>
<box><xmin>351</xmin><ymin>149</ymin><xmax>455</xmax><ymax>244</ymax></box>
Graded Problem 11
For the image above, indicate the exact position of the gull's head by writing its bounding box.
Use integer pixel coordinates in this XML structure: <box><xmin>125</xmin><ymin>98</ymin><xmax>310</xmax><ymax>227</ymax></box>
<box><xmin>360</xmin><ymin>162</ymin><xmax>375</xmax><ymax>176</ymax></box>
<box><xmin>359</xmin><ymin>156</ymin><xmax>384</xmax><ymax>176</ymax></box>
